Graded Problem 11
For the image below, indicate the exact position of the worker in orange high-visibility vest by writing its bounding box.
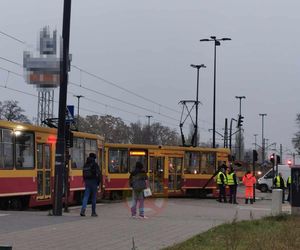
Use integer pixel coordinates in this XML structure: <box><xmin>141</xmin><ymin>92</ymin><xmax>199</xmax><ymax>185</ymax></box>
<box><xmin>242</xmin><ymin>171</ymin><xmax>256</xmax><ymax>204</ymax></box>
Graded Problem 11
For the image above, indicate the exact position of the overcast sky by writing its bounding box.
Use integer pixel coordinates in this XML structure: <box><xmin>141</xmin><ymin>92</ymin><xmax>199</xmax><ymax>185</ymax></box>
<box><xmin>0</xmin><ymin>0</ymin><xmax>299</xmax><ymax>160</ymax></box>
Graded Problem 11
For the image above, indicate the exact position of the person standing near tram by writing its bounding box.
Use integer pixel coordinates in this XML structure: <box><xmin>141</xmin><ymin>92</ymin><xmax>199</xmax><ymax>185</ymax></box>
<box><xmin>227</xmin><ymin>166</ymin><xmax>238</xmax><ymax>204</ymax></box>
<box><xmin>216</xmin><ymin>166</ymin><xmax>227</xmax><ymax>203</ymax></box>
<box><xmin>242</xmin><ymin>170</ymin><xmax>256</xmax><ymax>204</ymax></box>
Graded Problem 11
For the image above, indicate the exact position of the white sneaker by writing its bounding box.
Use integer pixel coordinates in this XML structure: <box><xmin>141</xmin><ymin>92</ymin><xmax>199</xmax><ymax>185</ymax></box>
<box><xmin>139</xmin><ymin>215</ymin><xmax>148</xmax><ymax>219</ymax></box>
<box><xmin>131</xmin><ymin>215</ymin><xmax>138</xmax><ymax>219</ymax></box>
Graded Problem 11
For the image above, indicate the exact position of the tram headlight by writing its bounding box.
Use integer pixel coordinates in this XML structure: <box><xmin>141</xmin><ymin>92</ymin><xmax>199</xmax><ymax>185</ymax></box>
<box><xmin>257</xmin><ymin>171</ymin><xmax>262</xmax><ymax>176</ymax></box>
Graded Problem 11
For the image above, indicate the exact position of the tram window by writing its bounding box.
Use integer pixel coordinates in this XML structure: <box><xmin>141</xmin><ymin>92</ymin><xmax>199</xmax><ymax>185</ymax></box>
<box><xmin>169</xmin><ymin>157</ymin><xmax>182</xmax><ymax>174</ymax></box>
<box><xmin>184</xmin><ymin>152</ymin><xmax>200</xmax><ymax>174</ymax></box>
<box><xmin>129</xmin><ymin>151</ymin><xmax>147</xmax><ymax>173</ymax></box>
<box><xmin>15</xmin><ymin>132</ymin><xmax>34</xmax><ymax>169</ymax></box>
<box><xmin>0</xmin><ymin>129</ymin><xmax>13</xmax><ymax>169</ymax></box>
<box><xmin>70</xmin><ymin>137</ymin><xmax>84</xmax><ymax>169</ymax></box>
<box><xmin>85</xmin><ymin>139</ymin><xmax>98</xmax><ymax>163</ymax></box>
<box><xmin>200</xmin><ymin>152</ymin><xmax>216</xmax><ymax>174</ymax></box>
<box><xmin>108</xmin><ymin>149</ymin><xmax>128</xmax><ymax>173</ymax></box>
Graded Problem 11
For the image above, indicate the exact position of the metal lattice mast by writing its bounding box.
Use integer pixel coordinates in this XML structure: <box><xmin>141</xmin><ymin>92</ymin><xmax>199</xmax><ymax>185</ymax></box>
<box><xmin>37</xmin><ymin>89</ymin><xmax>54</xmax><ymax>125</ymax></box>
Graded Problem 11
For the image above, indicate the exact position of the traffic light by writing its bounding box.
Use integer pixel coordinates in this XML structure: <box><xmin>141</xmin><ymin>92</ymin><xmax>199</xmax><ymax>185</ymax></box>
<box><xmin>270</xmin><ymin>153</ymin><xmax>275</xmax><ymax>164</ymax></box>
<box><xmin>276</xmin><ymin>155</ymin><xmax>281</xmax><ymax>164</ymax></box>
<box><xmin>237</xmin><ymin>115</ymin><xmax>244</xmax><ymax>127</ymax></box>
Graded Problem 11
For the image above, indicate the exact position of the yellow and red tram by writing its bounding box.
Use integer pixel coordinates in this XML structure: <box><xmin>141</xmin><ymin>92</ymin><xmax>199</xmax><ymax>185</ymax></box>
<box><xmin>0</xmin><ymin>120</ymin><xmax>231</xmax><ymax>209</ymax></box>
<box><xmin>0</xmin><ymin>120</ymin><xmax>104</xmax><ymax>209</ymax></box>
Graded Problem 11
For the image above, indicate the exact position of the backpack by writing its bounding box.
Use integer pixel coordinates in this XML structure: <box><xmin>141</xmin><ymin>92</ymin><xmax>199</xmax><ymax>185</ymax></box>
<box><xmin>130</xmin><ymin>173</ymin><xmax>147</xmax><ymax>191</ymax></box>
<box><xmin>83</xmin><ymin>163</ymin><xmax>95</xmax><ymax>179</ymax></box>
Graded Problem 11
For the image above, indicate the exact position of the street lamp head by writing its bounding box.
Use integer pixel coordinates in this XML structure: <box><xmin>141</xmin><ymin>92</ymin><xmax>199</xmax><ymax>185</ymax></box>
<box><xmin>190</xmin><ymin>64</ymin><xmax>206</xmax><ymax>69</ymax></box>
<box><xmin>199</xmin><ymin>39</ymin><xmax>210</xmax><ymax>42</ymax></box>
<box><xmin>235</xmin><ymin>96</ymin><xmax>246</xmax><ymax>99</ymax></box>
<box><xmin>221</xmin><ymin>38</ymin><xmax>231</xmax><ymax>41</ymax></box>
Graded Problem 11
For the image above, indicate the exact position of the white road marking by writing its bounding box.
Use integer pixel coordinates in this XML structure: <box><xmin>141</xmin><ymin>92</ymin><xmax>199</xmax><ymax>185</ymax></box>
<box><xmin>237</xmin><ymin>206</ymin><xmax>271</xmax><ymax>211</ymax></box>
<box><xmin>0</xmin><ymin>213</ymin><xmax>9</xmax><ymax>217</ymax></box>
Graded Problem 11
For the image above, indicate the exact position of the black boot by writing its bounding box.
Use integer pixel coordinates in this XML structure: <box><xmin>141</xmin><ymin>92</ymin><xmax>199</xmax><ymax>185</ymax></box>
<box><xmin>245</xmin><ymin>199</ymin><xmax>248</xmax><ymax>204</ymax></box>
<box><xmin>250</xmin><ymin>199</ymin><xmax>253</xmax><ymax>204</ymax></box>
<box><xmin>80</xmin><ymin>209</ymin><xmax>86</xmax><ymax>216</ymax></box>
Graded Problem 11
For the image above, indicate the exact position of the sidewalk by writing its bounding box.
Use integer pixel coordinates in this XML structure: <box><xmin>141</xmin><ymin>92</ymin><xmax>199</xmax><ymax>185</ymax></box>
<box><xmin>0</xmin><ymin>196</ymin><xmax>282</xmax><ymax>250</ymax></box>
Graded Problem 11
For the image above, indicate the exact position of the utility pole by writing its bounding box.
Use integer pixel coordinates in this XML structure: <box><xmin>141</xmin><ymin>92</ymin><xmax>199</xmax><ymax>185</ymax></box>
<box><xmin>254</xmin><ymin>134</ymin><xmax>258</xmax><ymax>151</ymax></box>
<box><xmin>53</xmin><ymin>0</ymin><xmax>72</xmax><ymax>216</ymax></box>
<box><xmin>229</xmin><ymin>118</ymin><xmax>237</xmax><ymax>151</ymax></box>
<box><xmin>280</xmin><ymin>144</ymin><xmax>283</xmax><ymax>164</ymax></box>
<box><xmin>146</xmin><ymin>115</ymin><xmax>153</xmax><ymax>144</ymax></box>
<box><xmin>235</xmin><ymin>96</ymin><xmax>246</xmax><ymax>161</ymax></box>
<box><xmin>259</xmin><ymin>113</ymin><xmax>267</xmax><ymax>163</ymax></box>
<box><xmin>190</xmin><ymin>64</ymin><xmax>206</xmax><ymax>147</ymax></box>
<box><xmin>224</xmin><ymin>118</ymin><xmax>228</xmax><ymax>148</ymax></box>
<box><xmin>74</xmin><ymin>95</ymin><xmax>83</xmax><ymax>130</ymax></box>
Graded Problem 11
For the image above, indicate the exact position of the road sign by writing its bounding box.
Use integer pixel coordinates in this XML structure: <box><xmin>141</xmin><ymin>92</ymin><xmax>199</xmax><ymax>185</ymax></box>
<box><xmin>66</xmin><ymin>105</ymin><xmax>74</xmax><ymax>122</ymax></box>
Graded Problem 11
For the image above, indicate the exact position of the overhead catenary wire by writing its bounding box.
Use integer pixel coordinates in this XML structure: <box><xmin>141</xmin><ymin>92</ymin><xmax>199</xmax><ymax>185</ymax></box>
<box><xmin>71</xmin><ymin>64</ymin><xmax>180</xmax><ymax>115</ymax></box>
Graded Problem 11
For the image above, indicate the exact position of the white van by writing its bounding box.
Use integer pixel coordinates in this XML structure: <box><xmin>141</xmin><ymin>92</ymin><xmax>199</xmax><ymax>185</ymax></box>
<box><xmin>257</xmin><ymin>165</ymin><xmax>291</xmax><ymax>192</ymax></box>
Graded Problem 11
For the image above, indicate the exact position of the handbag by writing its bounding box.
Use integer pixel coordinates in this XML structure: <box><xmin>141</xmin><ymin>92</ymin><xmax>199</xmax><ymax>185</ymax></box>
<box><xmin>143</xmin><ymin>188</ymin><xmax>152</xmax><ymax>197</ymax></box>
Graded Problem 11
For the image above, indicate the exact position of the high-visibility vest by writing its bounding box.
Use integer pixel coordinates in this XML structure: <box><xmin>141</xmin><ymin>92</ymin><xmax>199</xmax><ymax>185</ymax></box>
<box><xmin>227</xmin><ymin>172</ymin><xmax>235</xmax><ymax>185</ymax></box>
<box><xmin>217</xmin><ymin>172</ymin><xmax>227</xmax><ymax>185</ymax></box>
<box><xmin>287</xmin><ymin>176</ymin><xmax>291</xmax><ymax>185</ymax></box>
<box><xmin>275</xmin><ymin>176</ymin><xmax>286</xmax><ymax>188</ymax></box>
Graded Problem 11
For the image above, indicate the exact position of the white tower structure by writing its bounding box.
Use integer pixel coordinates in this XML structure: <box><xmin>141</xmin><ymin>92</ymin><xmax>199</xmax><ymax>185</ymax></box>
<box><xmin>23</xmin><ymin>27</ymin><xmax>60</xmax><ymax>126</ymax></box>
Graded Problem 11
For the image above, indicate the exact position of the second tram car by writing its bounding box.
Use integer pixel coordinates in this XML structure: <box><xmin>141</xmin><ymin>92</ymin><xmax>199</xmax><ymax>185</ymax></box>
<box><xmin>103</xmin><ymin>143</ymin><xmax>230</xmax><ymax>200</ymax></box>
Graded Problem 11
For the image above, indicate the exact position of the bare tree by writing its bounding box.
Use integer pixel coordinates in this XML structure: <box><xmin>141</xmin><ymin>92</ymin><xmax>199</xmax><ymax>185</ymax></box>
<box><xmin>0</xmin><ymin>100</ymin><xmax>30</xmax><ymax>123</ymax></box>
<box><xmin>80</xmin><ymin>115</ymin><xmax>130</xmax><ymax>143</ymax></box>
<box><xmin>292</xmin><ymin>114</ymin><xmax>300</xmax><ymax>154</ymax></box>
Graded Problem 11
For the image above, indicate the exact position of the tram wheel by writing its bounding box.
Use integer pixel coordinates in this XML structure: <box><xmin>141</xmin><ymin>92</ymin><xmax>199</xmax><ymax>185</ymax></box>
<box><xmin>110</xmin><ymin>191</ymin><xmax>122</xmax><ymax>201</ymax></box>
<box><xmin>198</xmin><ymin>189</ymin><xmax>207</xmax><ymax>198</ymax></box>
<box><xmin>0</xmin><ymin>198</ymin><xmax>8</xmax><ymax>210</ymax></box>
<box><xmin>9</xmin><ymin>198</ymin><xmax>23</xmax><ymax>210</ymax></box>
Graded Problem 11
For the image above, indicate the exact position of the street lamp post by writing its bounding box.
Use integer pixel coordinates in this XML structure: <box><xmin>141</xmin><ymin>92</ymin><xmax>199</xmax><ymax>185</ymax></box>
<box><xmin>200</xmin><ymin>36</ymin><xmax>231</xmax><ymax>148</ymax></box>
<box><xmin>190</xmin><ymin>64</ymin><xmax>206</xmax><ymax>147</ymax></box>
<box><xmin>235</xmin><ymin>96</ymin><xmax>246</xmax><ymax>161</ymax></box>
<box><xmin>74</xmin><ymin>95</ymin><xmax>83</xmax><ymax>130</ymax></box>
<box><xmin>259</xmin><ymin>113</ymin><xmax>267</xmax><ymax>163</ymax></box>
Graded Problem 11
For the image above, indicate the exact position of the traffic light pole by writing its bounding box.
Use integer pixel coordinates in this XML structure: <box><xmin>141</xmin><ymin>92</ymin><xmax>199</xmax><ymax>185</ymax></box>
<box><xmin>53</xmin><ymin>0</ymin><xmax>72</xmax><ymax>216</ymax></box>
<box><xmin>235</xmin><ymin>96</ymin><xmax>245</xmax><ymax>161</ymax></box>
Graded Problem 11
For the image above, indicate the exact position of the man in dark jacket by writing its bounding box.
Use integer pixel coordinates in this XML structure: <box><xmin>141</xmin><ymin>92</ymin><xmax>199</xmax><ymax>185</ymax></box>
<box><xmin>227</xmin><ymin>166</ymin><xmax>238</xmax><ymax>204</ymax></box>
<box><xmin>129</xmin><ymin>162</ymin><xmax>148</xmax><ymax>219</ymax></box>
<box><xmin>80</xmin><ymin>153</ymin><xmax>101</xmax><ymax>217</ymax></box>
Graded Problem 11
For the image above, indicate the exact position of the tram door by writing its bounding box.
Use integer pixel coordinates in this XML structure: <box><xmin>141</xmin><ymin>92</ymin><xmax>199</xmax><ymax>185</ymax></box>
<box><xmin>149</xmin><ymin>156</ymin><xmax>165</xmax><ymax>194</ymax></box>
<box><xmin>37</xmin><ymin>143</ymin><xmax>51</xmax><ymax>200</ymax></box>
<box><xmin>168</xmin><ymin>157</ymin><xmax>183</xmax><ymax>192</ymax></box>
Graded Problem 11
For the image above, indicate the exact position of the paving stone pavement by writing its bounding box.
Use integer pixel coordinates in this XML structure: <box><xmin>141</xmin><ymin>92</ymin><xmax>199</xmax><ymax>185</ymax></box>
<box><xmin>0</xmin><ymin>195</ymin><xmax>289</xmax><ymax>250</ymax></box>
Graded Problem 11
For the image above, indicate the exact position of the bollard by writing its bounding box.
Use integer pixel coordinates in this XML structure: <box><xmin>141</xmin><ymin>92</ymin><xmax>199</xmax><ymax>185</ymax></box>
<box><xmin>271</xmin><ymin>189</ymin><xmax>282</xmax><ymax>216</ymax></box>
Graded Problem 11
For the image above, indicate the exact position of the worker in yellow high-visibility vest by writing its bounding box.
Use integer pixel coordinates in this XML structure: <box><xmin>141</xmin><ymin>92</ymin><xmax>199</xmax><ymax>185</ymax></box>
<box><xmin>216</xmin><ymin>166</ymin><xmax>227</xmax><ymax>203</ymax></box>
<box><xmin>227</xmin><ymin>166</ymin><xmax>238</xmax><ymax>204</ymax></box>
<box><xmin>273</xmin><ymin>172</ymin><xmax>286</xmax><ymax>203</ymax></box>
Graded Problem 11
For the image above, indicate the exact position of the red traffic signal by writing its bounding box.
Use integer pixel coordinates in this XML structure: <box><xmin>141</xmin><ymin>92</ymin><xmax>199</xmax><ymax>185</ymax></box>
<box><xmin>270</xmin><ymin>153</ymin><xmax>275</xmax><ymax>164</ymax></box>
